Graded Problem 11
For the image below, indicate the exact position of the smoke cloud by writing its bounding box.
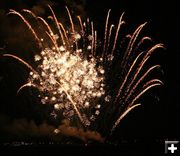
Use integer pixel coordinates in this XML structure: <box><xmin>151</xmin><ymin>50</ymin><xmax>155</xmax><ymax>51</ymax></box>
<box><xmin>0</xmin><ymin>114</ymin><xmax>104</xmax><ymax>143</ymax></box>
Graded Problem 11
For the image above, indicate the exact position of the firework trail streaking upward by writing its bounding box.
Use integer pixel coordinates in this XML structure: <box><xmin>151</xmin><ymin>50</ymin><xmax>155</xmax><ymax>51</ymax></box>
<box><xmin>2</xmin><ymin>6</ymin><xmax>164</xmax><ymax>139</ymax></box>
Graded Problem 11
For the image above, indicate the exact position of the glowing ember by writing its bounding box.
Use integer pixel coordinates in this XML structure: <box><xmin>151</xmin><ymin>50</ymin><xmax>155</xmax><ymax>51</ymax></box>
<box><xmin>29</xmin><ymin>46</ymin><xmax>105</xmax><ymax>125</ymax></box>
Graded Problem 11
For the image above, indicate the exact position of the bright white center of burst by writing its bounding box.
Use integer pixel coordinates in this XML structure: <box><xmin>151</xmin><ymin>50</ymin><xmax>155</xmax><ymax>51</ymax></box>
<box><xmin>29</xmin><ymin>47</ymin><xmax>105</xmax><ymax>122</ymax></box>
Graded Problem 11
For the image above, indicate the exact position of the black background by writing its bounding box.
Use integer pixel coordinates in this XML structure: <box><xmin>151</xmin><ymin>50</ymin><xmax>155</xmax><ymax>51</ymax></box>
<box><xmin>0</xmin><ymin>0</ymin><xmax>179</xmax><ymax>153</ymax></box>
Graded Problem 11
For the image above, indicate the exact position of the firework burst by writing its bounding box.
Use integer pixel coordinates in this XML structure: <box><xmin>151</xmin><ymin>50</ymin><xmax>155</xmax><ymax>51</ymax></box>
<box><xmin>2</xmin><ymin>5</ymin><xmax>164</xmax><ymax>141</ymax></box>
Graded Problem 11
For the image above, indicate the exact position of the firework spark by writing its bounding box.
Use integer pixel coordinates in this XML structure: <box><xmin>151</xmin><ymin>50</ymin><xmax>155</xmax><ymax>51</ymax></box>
<box><xmin>2</xmin><ymin>6</ymin><xmax>163</xmax><ymax>140</ymax></box>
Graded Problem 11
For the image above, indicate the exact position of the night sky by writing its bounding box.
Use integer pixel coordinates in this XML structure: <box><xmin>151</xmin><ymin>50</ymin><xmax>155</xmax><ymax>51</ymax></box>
<box><xmin>0</xmin><ymin>0</ymin><xmax>179</xmax><ymax>153</ymax></box>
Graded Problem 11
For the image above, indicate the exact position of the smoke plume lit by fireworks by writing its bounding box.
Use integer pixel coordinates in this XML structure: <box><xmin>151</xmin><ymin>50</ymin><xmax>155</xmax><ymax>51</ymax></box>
<box><xmin>2</xmin><ymin>5</ymin><xmax>164</xmax><ymax>141</ymax></box>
